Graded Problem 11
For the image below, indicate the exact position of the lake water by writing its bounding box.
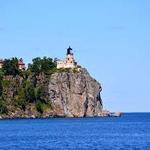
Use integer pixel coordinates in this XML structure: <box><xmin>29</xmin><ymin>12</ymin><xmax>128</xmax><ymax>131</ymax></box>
<box><xmin>0</xmin><ymin>113</ymin><xmax>150</xmax><ymax>150</ymax></box>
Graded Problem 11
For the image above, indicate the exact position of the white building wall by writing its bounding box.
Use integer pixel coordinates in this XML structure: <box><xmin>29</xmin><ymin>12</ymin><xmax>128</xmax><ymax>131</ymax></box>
<box><xmin>57</xmin><ymin>61</ymin><xmax>65</xmax><ymax>69</ymax></box>
<box><xmin>57</xmin><ymin>60</ymin><xmax>76</xmax><ymax>69</ymax></box>
<box><xmin>0</xmin><ymin>63</ymin><xmax>3</xmax><ymax>69</ymax></box>
<box><xmin>57</xmin><ymin>53</ymin><xmax>77</xmax><ymax>69</ymax></box>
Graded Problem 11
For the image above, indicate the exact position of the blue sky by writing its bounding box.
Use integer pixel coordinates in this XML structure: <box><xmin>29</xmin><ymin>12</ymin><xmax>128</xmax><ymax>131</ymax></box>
<box><xmin>0</xmin><ymin>0</ymin><xmax>150</xmax><ymax>112</ymax></box>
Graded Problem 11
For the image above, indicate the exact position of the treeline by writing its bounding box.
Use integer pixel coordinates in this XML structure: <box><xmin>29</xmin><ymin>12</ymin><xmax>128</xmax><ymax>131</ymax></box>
<box><xmin>0</xmin><ymin>57</ymin><xmax>57</xmax><ymax>76</ymax></box>
<box><xmin>0</xmin><ymin>57</ymin><xmax>57</xmax><ymax>115</ymax></box>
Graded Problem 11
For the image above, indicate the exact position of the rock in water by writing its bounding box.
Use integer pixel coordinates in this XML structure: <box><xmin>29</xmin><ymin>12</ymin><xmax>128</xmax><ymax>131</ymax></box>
<box><xmin>48</xmin><ymin>68</ymin><xmax>103</xmax><ymax>117</ymax></box>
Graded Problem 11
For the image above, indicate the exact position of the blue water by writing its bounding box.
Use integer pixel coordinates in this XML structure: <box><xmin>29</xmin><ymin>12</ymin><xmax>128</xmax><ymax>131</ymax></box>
<box><xmin>0</xmin><ymin>113</ymin><xmax>150</xmax><ymax>150</ymax></box>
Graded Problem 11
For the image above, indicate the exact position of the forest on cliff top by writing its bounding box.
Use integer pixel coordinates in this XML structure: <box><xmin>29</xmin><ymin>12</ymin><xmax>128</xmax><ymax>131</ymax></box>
<box><xmin>0</xmin><ymin>57</ymin><xmax>57</xmax><ymax>115</ymax></box>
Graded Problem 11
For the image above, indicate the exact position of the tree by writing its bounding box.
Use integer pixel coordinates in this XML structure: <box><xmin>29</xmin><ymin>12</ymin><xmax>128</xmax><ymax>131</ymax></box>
<box><xmin>16</xmin><ymin>87</ymin><xmax>26</xmax><ymax>110</ymax></box>
<box><xmin>0</xmin><ymin>99</ymin><xmax>7</xmax><ymax>114</ymax></box>
<box><xmin>0</xmin><ymin>69</ymin><xmax>4</xmax><ymax>77</ymax></box>
<box><xmin>24</xmin><ymin>81</ymin><xmax>35</xmax><ymax>103</ymax></box>
<box><xmin>34</xmin><ymin>86</ymin><xmax>45</xmax><ymax>102</ymax></box>
<box><xmin>0</xmin><ymin>70</ymin><xmax>3</xmax><ymax>96</ymax></box>
<box><xmin>28</xmin><ymin>57</ymin><xmax>41</xmax><ymax>75</ymax></box>
<box><xmin>28</xmin><ymin>57</ymin><xmax>56</xmax><ymax>75</ymax></box>
<box><xmin>35</xmin><ymin>101</ymin><xmax>44</xmax><ymax>114</ymax></box>
<box><xmin>0</xmin><ymin>80</ymin><xmax>2</xmax><ymax>97</ymax></box>
<box><xmin>2</xmin><ymin>58</ymin><xmax>20</xmax><ymax>76</ymax></box>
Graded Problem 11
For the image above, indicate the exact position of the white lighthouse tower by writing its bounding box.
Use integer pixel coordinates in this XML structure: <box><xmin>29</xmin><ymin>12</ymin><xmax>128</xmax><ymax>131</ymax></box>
<box><xmin>57</xmin><ymin>47</ymin><xmax>77</xmax><ymax>69</ymax></box>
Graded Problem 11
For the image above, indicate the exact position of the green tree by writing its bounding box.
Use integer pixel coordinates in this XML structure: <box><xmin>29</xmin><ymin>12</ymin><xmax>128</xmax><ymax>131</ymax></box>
<box><xmin>0</xmin><ymin>69</ymin><xmax>4</xmax><ymax>77</ymax></box>
<box><xmin>2</xmin><ymin>58</ymin><xmax>20</xmax><ymax>76</ymax></box>
<box><xmin>0</xmin><ymin>81</ymin><xmax>2</xmax><ymax>96</ymax></box>
<box><xmin>35</xmin><ymin>100</ymin><xmax>51</xmax><ymax>114</ymax></box>
<box><xmin>16</xmin><ymin>87</ymin><xmax>26</xmax><ymax>110</ymax></box>
<box><xmin>0</xmin><ymin>70</ymin><xmax>3</xmax><ymax>96</ymax></box>
<box><xmin>0</xmin><ymin>99</ymin><xmax>7</xmax><ymax>114</ymax></box>
<box><xmin>35</xmin><ymin>101</ymin><xmax>44</xmax><ymax>114</ymax></box>
<box><xmin>24</xmin><ymin>81</ymin><xmax>35</xmax><ymax>103</ymax></box>
<box><xmin>28</xmin><ymin>57</ymin><xmax>56</xmax><ymax>75</ymax></box>
<box><xmin>34</xmin><ymin>86</ymin><xmax>45</xmax><ymax>102</ymax></box>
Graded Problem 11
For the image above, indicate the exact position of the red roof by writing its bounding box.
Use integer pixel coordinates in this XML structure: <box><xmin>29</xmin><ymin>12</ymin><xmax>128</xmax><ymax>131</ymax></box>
<box><xmin>0</xmin><ymin>59</ymin><xmax>25</xmax><ymax>66</ymax></box>
<box><xmin>0</xmin><ymin>59</ymin><xmax>3</xmax><ymax>63</ymax></box>
<box><xmin>18</xmin><ymin>61</ymin><xmax>25</xmax><ymax>65</ymax></box>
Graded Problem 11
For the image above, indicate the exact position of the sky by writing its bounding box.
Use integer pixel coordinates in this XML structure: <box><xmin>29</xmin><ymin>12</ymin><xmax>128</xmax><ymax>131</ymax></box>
<box><xmin>0</xmin><ymin>0</ymin><xmax>150</xmax><ymax>112</ymax></box>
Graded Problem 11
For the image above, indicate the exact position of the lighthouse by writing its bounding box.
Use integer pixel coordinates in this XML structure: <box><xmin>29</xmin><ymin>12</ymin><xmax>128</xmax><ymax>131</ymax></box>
<box><xmin>57</xmin><ymin>47</ymin><xmax>77</xmax><ymax>69</ymax></box>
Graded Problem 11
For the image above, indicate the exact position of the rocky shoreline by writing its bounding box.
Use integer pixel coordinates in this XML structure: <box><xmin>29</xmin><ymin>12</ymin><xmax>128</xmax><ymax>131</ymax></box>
<box><xmin>0</xmin><ymin>67</ymin><xmax>121</xmax><ymax>119</ymax></box>
<box><xmin>0</xmin><ymin>112</ymin><xmax>122</xmax><ymax>120</ymax></box>
<box><xmin>101</xmin><ymin>111</ymin><xmax>122</xmax><ymax>117</ymax></box>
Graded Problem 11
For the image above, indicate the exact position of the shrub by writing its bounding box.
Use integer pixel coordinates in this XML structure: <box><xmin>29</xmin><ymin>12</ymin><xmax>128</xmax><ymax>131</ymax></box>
<box><xmin>2</xmin><ymin>58</ymin><xmax>20</xmax><ymax>76</ymax></box>
<box><xmin>35</xmin><ymin>100</ymin><xmax>51</xmax><ymax>114</ymax></box>
<box><xmin>0</xmin><ymin>99</ymin><xmax>8</xmax><ymax>114</ymax></box>
<box><xmin>16</xmin><ymin>87</ymin><xmax>26</xmax><ymax>110</ymax></box>
<box><xmin>34</xmin><ymin>85</ymin><xmax>45</xmax><ymax>102</ymax></box>
<box><xmin>0</xmin><ymin>69</ymin><xmax>4</xmax><ymax>78</ymax></box>
<box><xmin>35</xmin><ymin>101</ymin><xmax>45</xmax><ymax>114</ymax></box>
<box><xmin>28</xmin><ymin>57</ymin><xmax>57</xmax><ymax>75</ymax></box>
<box><xmin>73</xmin><ymin>67</ymin><xmax>80</xmax><ymax>73</ymax></box>
<box><xmin>24</xmin><ymin>81</ymin><xmax>35</xmax><ymax>103</ymax></box>
<box><xmin>2</xmin><ymin>80</ymin><xmax>10</xmax><ymax>88</ymax></box>
<box><xmin>0</xmin><ymin>75</ymin><xmax>3</xmax><ymax>96</ymax></box>
<box><xmin>57</xmin><ymin>68</ymin><xmax>71</xmax><ymax>73</ymax></box>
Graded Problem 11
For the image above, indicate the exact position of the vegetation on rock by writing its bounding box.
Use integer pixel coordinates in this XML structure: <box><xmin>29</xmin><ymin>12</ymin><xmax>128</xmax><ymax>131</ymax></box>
<box><xmin>0</xmin><ymin>56</ymin><xmax>103</xmax><ymax>118</ymax></box>
<box><xmin>28</xmin><ymin>57</ymin><xmax>57</xmax><ymax>75</ymax></box>
<box><xmin>0</xmin><ymin>98</ymin><xmax>8</xmax><ymax>114</ymax></box>
<box><xmin>0</xmin><ymin>57</ymin><xmax>56</xmax><ymax>115</ymax></box>
<box><xmin>2</xmin><ymin>58</ymin><xmax>20</xmax><ymax>76</ymax></box>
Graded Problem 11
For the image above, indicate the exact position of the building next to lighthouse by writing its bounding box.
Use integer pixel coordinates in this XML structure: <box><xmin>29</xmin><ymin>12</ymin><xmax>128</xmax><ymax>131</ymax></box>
<box><xmin>0</xmin><ymin>47</ymin><xmax>78</xmax><ymax>70</ymax></box>
<box><xmin>57</xmin><ymin>47</ymin><xmax>78</xmax><ymax>69</ymax></box>
<box><xmin>17</xmin><ymin>58</ymin><xmax>26</xmax><ymax>70</ymax></box>
<box><xmin>0</xmin><ymin>58</ymin><xmax>26</xmax><ymax>70</ymax></box>
<box><xmin>0</xmin><ymin>59</ymin><xmax>3</xmax><ymax>69</ymax></box>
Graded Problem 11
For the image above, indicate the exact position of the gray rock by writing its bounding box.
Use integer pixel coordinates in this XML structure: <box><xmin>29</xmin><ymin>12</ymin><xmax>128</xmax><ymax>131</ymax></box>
<box><xmin>1</xmin><ymin>68</ymin><xmax>103</xmax><ymax>118</ymax></box>
<box><xmin>48</xmin><ymin>68</ymin><xmax>103</xmax><ymax>117</ymax></box>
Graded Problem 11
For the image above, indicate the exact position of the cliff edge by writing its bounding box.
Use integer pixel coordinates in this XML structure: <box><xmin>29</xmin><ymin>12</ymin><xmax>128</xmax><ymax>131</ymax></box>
<box><xmin>49</xmin><ymin>68</ymin><xmax>103</xmax><ymax>117</ymax></box>
<box><xmin>0</xmin><ymin>68</ymin><xmax>103</xmax><ymax>118</ymax></box>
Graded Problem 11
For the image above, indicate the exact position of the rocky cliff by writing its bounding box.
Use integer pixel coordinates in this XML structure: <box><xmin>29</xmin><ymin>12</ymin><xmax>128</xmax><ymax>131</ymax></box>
<box><xmin>0</xmin><ymin>68</ymin><xmax>103</xmax><ymax>118</ymax></box>
<box><xmin>48</xmin><ymin>68</ymin><xmax>103</xmax><ymax>117</ymax></box>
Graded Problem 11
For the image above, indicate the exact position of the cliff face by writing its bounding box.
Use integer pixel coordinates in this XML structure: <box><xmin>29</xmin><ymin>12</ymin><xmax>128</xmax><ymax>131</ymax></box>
<box><xmin>48</xmin><ymin>68</ymin><xmax>103</xmax><ymax>117</ymax></box>
<box><xmin>0</xmin><ymin>68</ymin><xmax>103</xmax><ymax>118</ymax></box>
